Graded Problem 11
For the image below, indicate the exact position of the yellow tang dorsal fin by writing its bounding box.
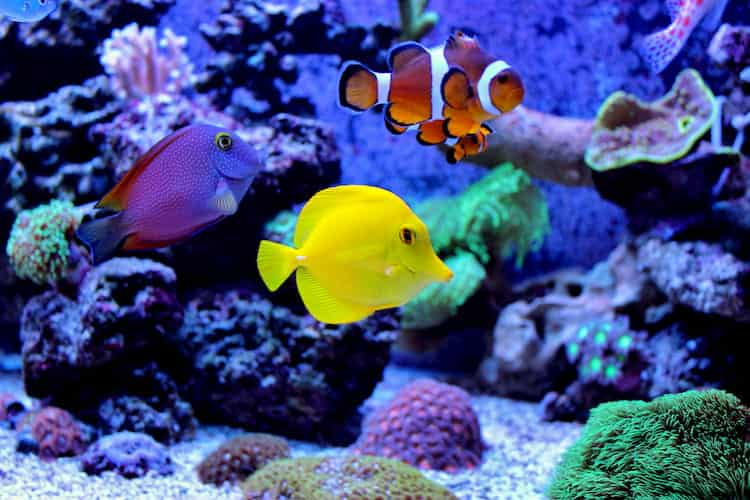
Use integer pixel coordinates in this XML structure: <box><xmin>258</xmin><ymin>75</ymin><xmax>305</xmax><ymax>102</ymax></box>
<box><xmin>294</xmin><ymin>185</ymin><xmax>399</xmax><ymax>248</ymax></box>
<box><xmin>97</xmin><ymin>126</ymin><xmax>193</xmax><ymax>211</ymax></box>
<box><xmin>296</xmin><ymin>268</ymin><xmax>373</xmax><ymax>324</ymax></box>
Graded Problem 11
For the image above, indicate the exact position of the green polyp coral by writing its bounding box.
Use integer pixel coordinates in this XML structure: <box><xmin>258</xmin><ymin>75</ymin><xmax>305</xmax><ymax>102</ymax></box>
<box><xmin>262</xmin><ymin>209</ymin><xmax>297</xmax><ymax>246</ymax></box>
<box><xmin>585</xmin><ymin>68</ymin><xmax>717</xmax><ymax>172</ymax></box>
<box><xmin>398</xmin><ymin>0</ymin><xmax>439</xmax><ymax>41</ymax></box>
<box><xmin>401</xmin><ymin>251</ymin><xmax>486</xmax><ymax>330</ymax></box>
<box><xmin>417</xmin><ymin>163</ymin><xmax>549</xmax><ymax>267</ymax></box>
<box><xmin>241</xmin><ymin>455</ymin><xmax>457</xmax><ymax>499</ymax></box>
<box><xmin>548</xmin><ymin>389</ymin><xmax>750</xmax><ymax>499</ymax></box>
<box><xmin>5</xmin><ymin>200</ymin><xmax>82</xmax><ymax>285</ymax></box>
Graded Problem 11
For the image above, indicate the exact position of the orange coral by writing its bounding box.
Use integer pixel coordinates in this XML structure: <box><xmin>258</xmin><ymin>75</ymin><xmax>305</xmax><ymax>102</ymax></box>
<box><xmin>29</xmin><ymin>407</ymin><xmax>87</xmax><ymax>462</ymax></box>
<box><xmin>353</xmin><ymin>379</ymin><xmax>485</xmax><ymax>473</ymax></box>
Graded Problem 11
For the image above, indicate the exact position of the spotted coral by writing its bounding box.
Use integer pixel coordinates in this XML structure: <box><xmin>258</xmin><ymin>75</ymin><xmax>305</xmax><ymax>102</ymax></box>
<box><xmin>401</xmin><ymin>251</ymin><xmax>486</xmax><ymax>330</ymax></box>
<box><xmin>242</xmin><ymin>455</ymin><xmax>457</xmax><ymax>499</ymax></box>
<box><xmin>585</xmin><ymin>69</ymin><xmax>717</xmax><ymax>171</ymax></box>
<box><xmin>28</xmin><ymin>406</ymin><xmax>87</xmax><ymax>462</ymax></box>
<box><xmin>417</xmin><ymin>163</ymin><xmax>549</xmax><ymax>267</ymax></box>
<box><xmin>5</xmin><ymin>200</ymin><xmax>82</xmax><ymax>286</ymax></box>
<box><xmin>352</xmin><ymin>379</ymin><xmax>484</xmax><ymax>472</ymax></box>
<box><xmin>548</xmin><ymin>389</ymin><xmax>750</xmax><ymax>499</ymax></box>
<box><xmin>197</xmin><ymin>433</ymin><xmax>290</xmax><ymax>486</ymax></box>
<box><xmin>81</xmin><ymin>431</ymin><xmax>174</xmax><ymax>478</ymax></box>
<box><xmin>99</xmin><ymin>23</ymin><xmax>194</xmax><ymax>100</ymax></box>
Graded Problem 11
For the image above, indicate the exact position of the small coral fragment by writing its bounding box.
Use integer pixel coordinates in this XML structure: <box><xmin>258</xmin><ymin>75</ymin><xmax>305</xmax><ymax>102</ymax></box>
<box><xmin>81</xmin><ymin>431</ymin><xmax>174</xmax><ymax>479</ymax></box>
<box><xmin>28</xmin><ymin>407</ymin><xmax>87</xmax><ymax>462</ymax></box>
<box><xmin>353</xmin><ymin>379</ymin><xmax>484</xmax><ymax>472</ymax></box>
<box><xmin>398</xmin><ymin>0</ymin><xmax>439</xmax><ymax>41</ymax></box>
<box><xmin>197</xmin><ymin>433</ymin><xmax>290</xmax><ymax>486</ymax></box>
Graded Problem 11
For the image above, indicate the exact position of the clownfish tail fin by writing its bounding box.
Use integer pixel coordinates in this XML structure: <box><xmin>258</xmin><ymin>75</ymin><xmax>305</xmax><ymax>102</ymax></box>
<box><xmin>338</xmin><ymin>62</ymin><xmax>389</xmax><ymax>112</ymax></box>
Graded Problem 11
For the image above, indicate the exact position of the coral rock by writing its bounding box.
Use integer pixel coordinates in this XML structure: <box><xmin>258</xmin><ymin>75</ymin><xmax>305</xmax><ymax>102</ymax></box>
<box><xmin>81</xmin><ymin>431</ymin><xmax>174</xmax><ymax>478</ymax></box>
<box><xmin>29</xmin><ymin>407</ymin><xmax>87</xmax><ymax>461</ymax></box>
<box><xmin>548</xmin><ymin>389</ymin><xmax>750</xmax><ymax>499</ymax></box>
<box><xmin>197</xmin><ymin>433</ymin><xmax>290</xmax><ymax>485</ymax></box>
<box><xmin>353</xmin><ymin>379</ymin><xmax>484</xmax><ymax>472</ymax></box>
<box><xmin>242</xmin><ymin>455</ymin><xmax>457</xmax><ymax>499</ymax></box>
<box><xmin>169</xmin><ymin>289</ymin><xmax>395</xmax><ymax>444</ymax></box>
<box><xmin>636</xmin><ymin>238</ymin><xmax>750</xmax><ymax>319</ymax></box>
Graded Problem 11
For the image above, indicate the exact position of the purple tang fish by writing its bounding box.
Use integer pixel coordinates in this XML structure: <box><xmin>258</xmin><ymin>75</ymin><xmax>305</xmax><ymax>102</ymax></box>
<box><xmin>77</xmin><ymin>124</ymin><xmax>261</xmax><ymax>264</ymax></box>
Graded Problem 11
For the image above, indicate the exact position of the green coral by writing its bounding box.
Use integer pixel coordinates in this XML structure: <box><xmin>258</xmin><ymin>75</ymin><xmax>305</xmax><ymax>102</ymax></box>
<box><xmin>262</xmin><ymin>210</ymin><xmax>297</xmax><ymax>247</ymax></box>
<box><xmin>548</xmin><ymin>389</ymin><xmax>750</xmax><ymax>500</ymax></box>
<box><xmin>398</xmin><ymin>0</ymin><xmax>438</xmax><ymax>41</ymax></box>
<box><xmin>242</xmin><ymin>455</ymin><xmax>457</xmax><ymax>499</ymax></box>
<box><xmin>401</xmin><ymin>251</ymin><xmax>486</xmax><ymax>330</ymax></box>
<box><xmin>5</xmin><ymin>200</ymin><xmax>82</xmax><ymax>285</ymax></box>
<box><xmin>417</xmin><ymin>163</ymin><xmax>549</xmax><ymax>267</ymax></box>
<box><xmin>585</xmin><ymin>69</ymin><xmax>717</xmax><ymax>172</ymax></box>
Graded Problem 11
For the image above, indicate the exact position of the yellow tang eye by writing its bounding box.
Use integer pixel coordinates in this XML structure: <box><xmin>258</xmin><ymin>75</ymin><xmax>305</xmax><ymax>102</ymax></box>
<box><xmin>399</xmin><ymin>227</ymin><xmax>415</xmax><ymax>245</ymax></box>
<box><xmin>214</xmin><ymin>132</ymin><xmax>233</xmax><ymax>151</ymax></box>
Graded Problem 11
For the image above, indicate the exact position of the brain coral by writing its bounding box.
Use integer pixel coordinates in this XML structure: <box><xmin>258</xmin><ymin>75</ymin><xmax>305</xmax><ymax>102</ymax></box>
<box><xmin>29</xmin><ymin>407</ymin><xmax>87</xmax><ymax>461</ymax></box>
<box><xmin>81</xmin><ymin>431</ymin><xmax>173</xmax><ymax>478</ymax></box>
<box><xmin>197</xmin><ymin>433</ymin><xmax>290</xmax><ymax>486</ymax></box>
<box><xmin>352</xmin><ymin>379</ymin><xmax>484</xmax><ymax>472</ymax></box>
<box><xmin>241</xmin><ymin>455</ymin><xmax>457</xmax><ymax>499</ymax></box>
<box><xmin>548</xmin><ymin>389</ymin><xmax>750</xmax><ymax>499</ymax></box>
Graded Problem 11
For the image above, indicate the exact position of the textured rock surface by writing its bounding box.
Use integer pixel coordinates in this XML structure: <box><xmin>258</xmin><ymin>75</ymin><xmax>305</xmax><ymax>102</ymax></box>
<box><xmin>168</xmin><ymin>289</ymin><xmax>396</xmax><ymax>444</ymax></box>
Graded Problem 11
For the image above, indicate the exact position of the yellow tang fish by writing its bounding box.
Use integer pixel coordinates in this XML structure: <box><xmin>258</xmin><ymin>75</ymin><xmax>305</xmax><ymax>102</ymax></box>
<box><xmin>256</xmin><ymin>185</ymin><xmax>453</xmax><ymax>324</ymax></box>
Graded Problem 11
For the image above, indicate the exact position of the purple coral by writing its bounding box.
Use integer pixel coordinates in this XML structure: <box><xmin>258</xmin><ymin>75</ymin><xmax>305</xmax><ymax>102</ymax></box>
<box><xmin>353</xmin><ymin>379</ymin><xmax>485</xmax><ymax>472</ymax></box>
<box><xmin>100</xmin><ymin>23</ymin><xmax>194</xmax><ymax>100</ymax></box>
<box><xmin>81</xmin><ymin>431</ymin><xmax>174</xmax><ymax>478</ymax></box>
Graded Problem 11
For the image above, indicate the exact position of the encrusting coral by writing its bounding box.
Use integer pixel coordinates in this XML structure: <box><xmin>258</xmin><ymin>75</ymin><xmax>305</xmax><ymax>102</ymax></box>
<box><xmin>196</xmin><ymin>433</ymin><xmax>290</xmax><ymax>485</ymax></box>
<box><xmin>585</xmin><ymin>68</ymin><xmax>717</xmax><ymax>172</ymax></box>
<box><xmin>241</xmin><ymin>455</ymin><xmax>458</xmax><ymax>499</ymax></box>
<box><xmin>548</xmin><ymin>389</ymin><xmax>750</xmax><ymax>499</ymax></box>
<box><xmin>100</xmin><ymin>23</ymin><xmax>195</xmax><ymax>100</ymax></box>
<box><xmin>25</xmin><ymin>406</ymin><xmax>88</xmax><ymax>462</ymax></box>
<box><xmin>352</xmin><ymin>379</ymin><xmax>484</xmax><ymax>472</ymax></box>
<box><xmin>81</xmin><ymin>431</ymin><xmax>174</xmax><ymax>478</ymax></box>
<box><xmin>5</xmin><ymin>200</ymin><xmax>83</xmax><ymax>286</ymax></box>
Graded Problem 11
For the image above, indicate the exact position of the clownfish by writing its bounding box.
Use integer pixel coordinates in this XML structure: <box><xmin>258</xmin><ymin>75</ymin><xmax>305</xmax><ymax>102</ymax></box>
<box><xmin>337</xmin><ymin>31</ymin><xmax>524</xmax><ymax>163</ymax></box>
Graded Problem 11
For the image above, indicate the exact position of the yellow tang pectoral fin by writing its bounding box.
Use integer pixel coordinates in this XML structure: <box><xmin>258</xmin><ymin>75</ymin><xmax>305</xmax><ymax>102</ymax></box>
<box><xmin>296</xmin><ymin>267</ymin><xmax>373</xmax><ymax>324</ymax></box>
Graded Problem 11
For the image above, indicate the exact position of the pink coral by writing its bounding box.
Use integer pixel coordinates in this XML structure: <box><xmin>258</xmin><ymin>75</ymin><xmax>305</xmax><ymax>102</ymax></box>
<box><xmin>99</xmin><ymin>23</ymin><xmax>194</xmax><ymax>100</ymax></box>
<box><xmin>352</xmin><ymin>379</ymin><xmax>484</xmax><ymax>473</ymax></box>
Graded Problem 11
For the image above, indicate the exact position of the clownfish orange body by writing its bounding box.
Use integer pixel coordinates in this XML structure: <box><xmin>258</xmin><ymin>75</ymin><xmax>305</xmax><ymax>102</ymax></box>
<box><xmin>338</xmin><ymin>31</ymin><xmax>524</xmax><ymax>163</ymax></box>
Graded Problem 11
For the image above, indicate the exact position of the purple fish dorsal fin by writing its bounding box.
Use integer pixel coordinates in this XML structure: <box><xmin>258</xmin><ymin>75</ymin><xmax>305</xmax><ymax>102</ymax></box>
<box><xmin>97</xmin><ymin>126</ymin><xmax>194</xmax><ymax>211</ymax></box>
<box><xmin>664</xmin><ymin>0</ymin><xmax>683</xmax><ymax>20</ymax></box>
<box><xmin>702</xmin><ymin>0</ymin><xmax>729</xmax><ymax>31</ymax></box>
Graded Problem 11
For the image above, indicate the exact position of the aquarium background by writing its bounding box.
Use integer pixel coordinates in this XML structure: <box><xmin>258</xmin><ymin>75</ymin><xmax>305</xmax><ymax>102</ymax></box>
<box><xmin>1</xmin><ymin>0</ymin><xmax>749</xmax><ymax>498</ymax></box>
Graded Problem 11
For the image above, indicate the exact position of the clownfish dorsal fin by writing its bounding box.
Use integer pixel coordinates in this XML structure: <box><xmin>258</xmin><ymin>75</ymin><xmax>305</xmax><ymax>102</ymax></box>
<box><xmin>294</xmin><ymin>185</ymin><xmax>391</xmax><ymax>248</ymax></box>
<box><xmin>446</xmin><ymin>31</ymin><xmax>482</xmax><ymax>52</ymax></box>
<box><xmin>441</xmin><ymin>67</ymin><xmax>472</xmax><ymax>110</ymax></box>
<box><xmin>387</xmin><ymin>41</ymin><xmax>429</xmax><ymax>72</ymax></box>
<box><xmin>97</xmin><ymin>126</ymin><xmax>193</xmax><ymax>212</ymax></box>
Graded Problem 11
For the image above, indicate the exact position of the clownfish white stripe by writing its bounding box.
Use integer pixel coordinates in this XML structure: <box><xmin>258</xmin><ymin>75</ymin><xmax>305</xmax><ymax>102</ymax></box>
<box><xmin>478</xmin><ymin>60</ymin><xmax>510</xmax><ymax>117</ymax></box>
<box><xmin>376</xmin><ymin>72</ymin><xmax>391</xmax><ymax>105</ymax></box>
<box><xmin>428</xmin><ymin>45</ymin><xmax>449</xmax><ymax>121</ymax></box>
<box><xmin>445</xmin><ymin>136</ymin><xmax>459</xmax><ymax>146</ymax></box>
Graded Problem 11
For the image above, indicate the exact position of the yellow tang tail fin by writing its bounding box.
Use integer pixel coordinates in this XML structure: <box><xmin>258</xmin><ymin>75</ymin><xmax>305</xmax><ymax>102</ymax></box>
<box><xmin>257</xmin><ymin>240</ymin><xmax>299</xmax><ymax>291</ymax></box>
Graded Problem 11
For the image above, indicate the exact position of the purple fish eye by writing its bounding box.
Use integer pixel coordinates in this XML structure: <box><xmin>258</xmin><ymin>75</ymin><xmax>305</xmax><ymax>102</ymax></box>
<box><xmin>214</xmin><ymin>132</ymin><xmax>233</xmax><ymax>152</ymax></box>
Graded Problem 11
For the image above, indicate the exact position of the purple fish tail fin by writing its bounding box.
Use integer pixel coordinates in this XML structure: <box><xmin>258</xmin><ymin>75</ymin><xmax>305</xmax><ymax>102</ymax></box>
<box><xmin>76</xmin><ymin>212</ymin><xmax>128</xmax><ymax>265</ymax></box>
<box><xmin>257</xmin><ymin>240</ymin><xmax>299</xmax><ymax>292</ymax></box>
<box><xmin>639</xmin><ymin>25</ymin><xmax>685</xmax><ymax>74</ymax></box>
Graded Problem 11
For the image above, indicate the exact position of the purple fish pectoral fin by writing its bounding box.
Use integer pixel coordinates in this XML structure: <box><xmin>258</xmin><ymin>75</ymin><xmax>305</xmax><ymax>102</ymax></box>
<box><xmin>76</xmin><ymin>212</ymin><xmax>129</xmax><ymax>265</ymax></box>
<box><xmin>211</xmin><ymin>180</ymin><xmax>239</xmax><ymax>215</ymax></box>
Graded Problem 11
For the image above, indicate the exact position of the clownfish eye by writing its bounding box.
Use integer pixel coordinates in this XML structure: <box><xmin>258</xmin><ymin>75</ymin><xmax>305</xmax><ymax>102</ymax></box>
<box><xmin>214</xmin><ymin>132</ymin><xmax>233</xmax><ymax>151</ymax></box>
<box><xmin>399</xmin><ymin>227</ymin><xmax>415</xmax><ymax>245</ymax></box>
